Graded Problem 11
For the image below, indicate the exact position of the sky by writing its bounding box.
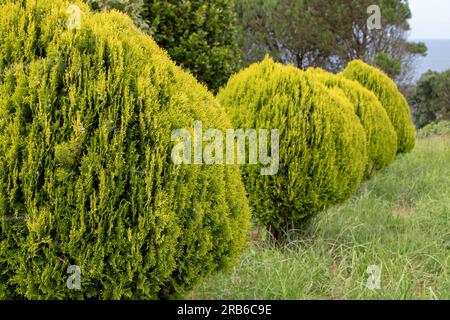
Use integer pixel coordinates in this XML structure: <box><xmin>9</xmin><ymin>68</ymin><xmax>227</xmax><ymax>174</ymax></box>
<box><xmin>408</xmin><ymin>0</ymin><xmax>450</xmax><ymax>39</ymax></box>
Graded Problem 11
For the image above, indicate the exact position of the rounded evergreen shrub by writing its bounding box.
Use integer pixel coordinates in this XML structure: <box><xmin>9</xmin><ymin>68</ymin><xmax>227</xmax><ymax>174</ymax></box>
<box><xmin>218</xmin><ymin>57</ymin><xmax>367</xmax><ymax>234</ymax></box>
<box><xmin>0</xmin><ymin>0</ymin><xmax>250</xmax><ymax>299</ymax></box>
<box><xmin>307</xmin><ymin>68</ymin><xmax>397</xmax><ymax>176</ymax></box>
<box><xmin>342</xmin><ymin>60</ymin><xmax>416</xmax><ymax>153</ymax></box>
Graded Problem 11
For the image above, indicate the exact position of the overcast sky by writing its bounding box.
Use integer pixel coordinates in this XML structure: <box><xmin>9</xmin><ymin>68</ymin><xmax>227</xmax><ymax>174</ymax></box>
<box><xmin>408</xmin><ymin>0</ymin><xmax>450</xmax><ymax>39</ymax></box>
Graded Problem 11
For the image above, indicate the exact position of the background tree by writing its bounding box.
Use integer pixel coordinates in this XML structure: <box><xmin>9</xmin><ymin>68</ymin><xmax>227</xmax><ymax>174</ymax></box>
<box><xmin>86</xmin><ymin>0</ymin><xmax>149</xmax><ymax>31</ymax></box>
<box><xmin>236</xmin><ymin>0</ymin><xmax>335</xmax><ymax>70</ymax></box>
<box><xmin>237</xmin><ymin>0</ymin><xmax>427</xmax><ymax>86</ymax></box>
<box><xmin>411</xmin><ymin>69</ymin><xmax>450</xmax><ymax>128</ymax></box>
<box><xmin>143</xmin><ymin>0</ymin><xmax>240</xmax><ymax>93</ymax></box>
<box><xmin>86</xmin><ymin>0</ymin><xmax>240</xmax><ymax>92</ymax></box>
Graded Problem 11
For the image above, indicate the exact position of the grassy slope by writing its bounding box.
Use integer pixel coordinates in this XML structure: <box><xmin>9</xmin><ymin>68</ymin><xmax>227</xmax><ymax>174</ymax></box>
<box><xmin>188</xmin><ymin>135</ymin><xmax>450</xmax><ymax>300</ymax></box>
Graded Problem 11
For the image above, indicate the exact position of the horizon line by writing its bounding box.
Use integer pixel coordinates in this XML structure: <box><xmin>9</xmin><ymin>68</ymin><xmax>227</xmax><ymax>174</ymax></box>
<box><xmin>409</xmin><ymin>38</ymin><xmax>450</xmax><ymax>41</ymax></box>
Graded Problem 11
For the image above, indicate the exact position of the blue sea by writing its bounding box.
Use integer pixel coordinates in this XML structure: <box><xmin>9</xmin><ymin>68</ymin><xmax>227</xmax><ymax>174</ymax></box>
<box><xmin>413</xmin><ymin>39</ymin><xmax>450</xmax><ymax>81</ymax></box>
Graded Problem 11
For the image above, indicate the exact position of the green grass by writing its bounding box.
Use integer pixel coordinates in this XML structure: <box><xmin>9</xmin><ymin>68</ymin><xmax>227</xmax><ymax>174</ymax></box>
<box><xmin>187</xmin><ymin>135</ymin><xmax>450</xmax><ymax>300</ymax></box>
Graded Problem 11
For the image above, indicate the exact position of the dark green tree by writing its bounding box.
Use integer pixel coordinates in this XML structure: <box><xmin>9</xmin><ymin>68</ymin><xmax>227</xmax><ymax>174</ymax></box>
<box><xmin>143</xmin><ymin>0</ymin><xmax>240</xmax><ymax>92</ymax></box>
<box><xmin>373</xmin><ymin>52</ymin><xmax>402</xmax><ymax>80</ymax></box>
<box><xmin>412</xmin><ymin>70</ymin><xmax>450</xmax><ymax>128</ymax></box>
<box><xmin>236</xmin><ymin>0</ymin><xmax>427</xmax><ymax>85</ymax></box>
<box><xmin>85</xmin><ymin>0</ymin><xmax>240</xmax><ymax>92</ymax></box>
<box><xmin>236</xmin><ymin>0</ymin><xmax>334</xmax><ymax>70</ymax></box>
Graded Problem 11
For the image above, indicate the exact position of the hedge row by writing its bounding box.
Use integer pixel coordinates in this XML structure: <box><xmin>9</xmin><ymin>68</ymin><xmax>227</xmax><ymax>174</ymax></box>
<box><xmin>306</xmin><ymin>68</ymin><xmax>398</xmax><ymax>177</ymax></box>
<box><xmin>218</xmin><ymin>58</ymin><xmax>367</xmax><ymax>233</ymax></box>
<box><xmin>342</xmin><ymin>60</ymin><xmax>416</xmax><ymax>153</ymax></box>
<box><xmin>219</xmin><ymin>58</ymin><xmax>415</xmax><ymax>235</ymax></box>
<box><xmin>0</xmin><ymin>0</ymin><xmax>250</xmax><ymax>299</ymax></box>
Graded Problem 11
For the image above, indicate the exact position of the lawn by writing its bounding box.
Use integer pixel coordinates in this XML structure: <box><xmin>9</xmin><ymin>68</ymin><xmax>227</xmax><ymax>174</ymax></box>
<box><xmin>188</xmin><ymin>134</ymin><xmax>450</xmax><ymax>300</ymax></box>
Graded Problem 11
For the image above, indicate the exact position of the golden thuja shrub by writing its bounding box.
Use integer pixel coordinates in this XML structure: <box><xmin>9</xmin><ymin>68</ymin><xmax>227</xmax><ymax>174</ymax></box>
<box><xmin>0</xmin><ymin>0</ymin><xmax>250</xmax><ymax>299</ymax></box>
<box><xmin>343</xmin><ymin>60</ymin><xmax>416</xmax><ymax>154</ymax></box>
<box><xmin>218</xmin><ymin>57</ymin><xmax>367</xmax><ymax>234</ymax></box>
<box><xmin>307</xmin><ymin>68</ymin><xmax>398</xmax><ymax>177</ymax></box>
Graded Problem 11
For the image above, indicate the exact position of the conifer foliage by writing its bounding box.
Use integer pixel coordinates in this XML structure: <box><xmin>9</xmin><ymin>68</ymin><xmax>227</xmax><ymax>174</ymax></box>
<box><xmin>307</xmin><ymin>68</ymin><xmax>398</xmax><ymax>176</ymax></box>
<box><xmin>218</xmin><ymin>57</ymin><xmax>367</xmax><ymax>234</ymax></box>
<box><xmin>0</xmin><ymin>0</ymin><xmax>250</xmax><ymax>299</ymax></box>
<box><xmin>142</xmin><ymin>0</ymin><xmax>240</xmax><ymax>93</ymax></box>
<box><xmin>342</xmin><ymin>60</ymin><xmax>416</xmax><ymax>154</ymax></box>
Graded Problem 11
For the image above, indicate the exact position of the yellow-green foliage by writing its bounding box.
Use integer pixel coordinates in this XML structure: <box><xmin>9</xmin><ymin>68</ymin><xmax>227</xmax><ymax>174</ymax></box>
<box><xmin>307</xmin><ymin>68</ymin><xmax>398</xmax><ymax>176</ymax></box>
<box><xmin>342</xmin><ymin>60</ymin><xmax>416</xmax><ymax>153</ymax></box>
<box><xmin>0</xmin><ymin>0</ymin><xmax>250</xmax><ymax>299</ymax></box>
<box><xmin>218</xmin><ymin>57</ymin><xmax>367</xmax><ymax>231</ymax></box>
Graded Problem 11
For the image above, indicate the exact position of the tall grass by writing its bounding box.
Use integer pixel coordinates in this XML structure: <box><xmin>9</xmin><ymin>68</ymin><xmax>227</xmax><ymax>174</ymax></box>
<box><xmin>188</xmin><ymin>135</ymin><xmax>450</xmax><ymax>300</ymax></box>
